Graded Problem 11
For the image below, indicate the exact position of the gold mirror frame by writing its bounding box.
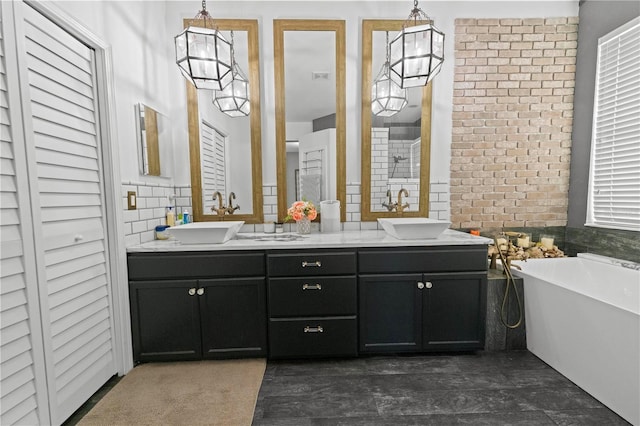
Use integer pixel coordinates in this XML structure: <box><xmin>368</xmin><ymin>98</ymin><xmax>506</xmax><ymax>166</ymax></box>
<box><xmin>361</xmin><ymin>20</ymin><xmax>432</xmax><ymax>221</ymax></box>
<box><xmin>186</xmin><ymin>19</ymin><xmax>263</xmax><ymax>224</ymax></box>
<box><xmin>274</xmin><ymin>19</ymin><xmax>346</xmax><ymax>223</ymax></box>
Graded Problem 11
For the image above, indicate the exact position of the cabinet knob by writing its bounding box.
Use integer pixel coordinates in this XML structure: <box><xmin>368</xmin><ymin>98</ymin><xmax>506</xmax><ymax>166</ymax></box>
<box><xmin>302</xmin><ymin>283</ymin><xmax>322</xmax><ymax>290</ymax></box>
<box><xmin>301</xmin><ymin>260</ymin><xmax>322</xmax><ymax>268</ymax></box>
<box><xmin>417</xmin><ymin>282</ymin><xmax>425</xmax><ymax>289</ymax></box>
<box><xmin>197</xmin><ymin>288</ymin><xmax>205</xmax><ymax>296</ymax></box>
<box><xmin>304</xmin><ymin>326</ymin><xmax>324</xmax><ymax>333</ymax></box>
<box><xmin>425</xmin><ymin>281</ymin><xmax>433</xmax><ymax>289</ymax></box>
<box><xmin>188</xmin><ymin>288</ymin><xmax>196</xmax><ymax>296</ymax></box>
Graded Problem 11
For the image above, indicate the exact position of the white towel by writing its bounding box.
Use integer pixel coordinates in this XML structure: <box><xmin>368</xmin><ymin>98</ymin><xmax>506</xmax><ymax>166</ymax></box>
<box><xmin>300</xmin><ymin>174</ymin><xmax>322</xmax><ymax>205</ymax></box>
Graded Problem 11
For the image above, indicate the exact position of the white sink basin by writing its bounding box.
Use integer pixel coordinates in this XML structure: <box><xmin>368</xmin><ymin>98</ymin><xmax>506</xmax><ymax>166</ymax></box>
<box><xmin>166</xmin><ymin>221</ymin><xmax>244</xmax><ymax>244</ymax></box>
<box><xmin>378</xmin><ymin>218</ymin><xmax>451</xmax><ymax>240</ymax></box>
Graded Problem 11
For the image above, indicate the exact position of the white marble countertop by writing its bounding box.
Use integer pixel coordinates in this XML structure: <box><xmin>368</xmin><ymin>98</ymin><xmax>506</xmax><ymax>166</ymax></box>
<box><xmin>127</xmin><ymin>229</ymin><xmax>493</xmax><ymax>252</ymax></box>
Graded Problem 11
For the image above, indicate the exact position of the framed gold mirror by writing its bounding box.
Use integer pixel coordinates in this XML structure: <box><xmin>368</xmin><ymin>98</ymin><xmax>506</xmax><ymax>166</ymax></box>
<box><xmin>186</xmin><ymin>19</ymin><xmax>263</xmax><ymax>223</ymax></box>
<box><xmin>274</xmin><ymin>19</ymin><xmax>346</xmax><ymax>223</ymax></box>
<box><xmin>361</xmin><ymin>20</ymin><xmax>432</xmax><ymax>221</ymax></box>
<box><xmin>136</xmin><ymin>103</ymin><xmax>172</xmax><ymax>177</ymax></box>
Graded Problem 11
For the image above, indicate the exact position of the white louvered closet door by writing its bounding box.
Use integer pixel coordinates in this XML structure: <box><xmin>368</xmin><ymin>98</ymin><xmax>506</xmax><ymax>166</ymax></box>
<box><xmin>14</xmin><ymin>3</ymin><xmax>116</xmax><ymax>423</ymax></box>
<box><xmin>0</xmin><ymin>4</ymin><xmax>49</xmax><ymax>425</ymax></box>
<box><xmin>200</xmin><ymin>121</ymin><xmax>227</xmax><ymax>213</ymax></box>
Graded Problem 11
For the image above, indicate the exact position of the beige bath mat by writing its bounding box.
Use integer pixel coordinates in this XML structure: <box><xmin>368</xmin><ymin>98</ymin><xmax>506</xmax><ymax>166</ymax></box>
<box><xmin>78</xmin><ymin>359</ymin><xmax>266</xmax><ymax>426</ymax></box>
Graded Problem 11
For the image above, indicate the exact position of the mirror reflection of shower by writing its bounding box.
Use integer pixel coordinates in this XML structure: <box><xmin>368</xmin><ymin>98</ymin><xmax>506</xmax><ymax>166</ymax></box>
<box><xmin>390</xmin><ymin>155</ymin><xmax>407</xmax><ymax>178</ymax></box>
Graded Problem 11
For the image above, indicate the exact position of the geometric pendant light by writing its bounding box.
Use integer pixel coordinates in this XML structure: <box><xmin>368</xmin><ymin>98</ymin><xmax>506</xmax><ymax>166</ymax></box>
<box><xmin>389</xmin><ymin>0</ymin><xmax>445</xmax><ymax>88</ymax></box>
<box><xmin>175</xmin><ymin>1</ymin><xmax>233</xmax><ymax>90</ymax></box>
<box><xmin>213</xmin><ymin>31</ymin><xmax>250</xmax><ymax>117</ymax></box>
<box><xmin>372</xmin><ymin>32</ymin><xmax>408</xmax><ymax>117</ymax></box>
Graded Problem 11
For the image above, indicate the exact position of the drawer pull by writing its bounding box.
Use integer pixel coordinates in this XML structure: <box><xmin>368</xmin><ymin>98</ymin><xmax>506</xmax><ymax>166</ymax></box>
<box><xmin>301</xmin><ymin>260</ymin><xmax>322</xmax><ymax>268</ymax></box>
<box><xmin>188</xmin><ymin>288</ymin><xmax>196</xmax><ymax>296</ymax></box>
<box><xmin>304</xmin><ymin>326</ymin><xmax>324</xmax><ymax>333</ymax></box>
<box><xmin>302</xmin><ymin>283</ymin><xmax>322</xmax><ymax>290</ymax></box>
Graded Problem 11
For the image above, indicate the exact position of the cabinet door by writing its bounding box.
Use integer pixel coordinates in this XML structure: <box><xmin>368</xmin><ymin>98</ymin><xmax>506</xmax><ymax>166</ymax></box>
<box><xmin>359</xmin><ymin>274</ymin><xmax>423</xmax><ymax>353</ymax></box>
<box><xmin>129</xmin><ymin>280</ymin><xmax>201</xmax><ymax>362</ymax></box>
<box><xmin>199</xmin><ymin>278</ymin><xmax>267</xmax><ymax>358</ymax></box>
<box><xmin>422</xmin><ymin>273</ymin><xmax>487</xmax><ymax>351</ymax></box>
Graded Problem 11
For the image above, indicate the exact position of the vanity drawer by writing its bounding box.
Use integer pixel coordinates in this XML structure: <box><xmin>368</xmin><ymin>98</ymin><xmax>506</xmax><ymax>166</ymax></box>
<box><xmin>358</xmin><ymin>246</ymin><xmax>488</xmax><ymax>274</ymax></box>
<box><xmin>269</xmin><ymin>316</ymin><xmax>357</xmax><ymax>358</ymax></box>
<box><xmin>267</xmin><ymin>251</ymin><xmax>356</xmax><ymax>277</ymax></box>
<box><xmin>268</xmin><ymin>276</ymin><xmax>356</xmax><ymax>317</ymax></box>
<box><xmin>128</xmin><ymin>252</ymin><xmax>265</xmax><ymax>280</ymax></box>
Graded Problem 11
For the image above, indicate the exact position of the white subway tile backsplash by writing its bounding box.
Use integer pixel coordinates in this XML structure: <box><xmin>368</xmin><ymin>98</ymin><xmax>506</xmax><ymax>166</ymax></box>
<box><xmin>141</xmin><ymin>230</ymin><xmax>155</xmax><ymax>243</ymax></box>
<box><xmin>151</xmin><ymin>187</ymin><xmax>162</xmax><ymax>197</ymax></box>
<box><xmin>343</xmin><ymin>222</ymin><xmax>361</xmax><ymax>231</ymax></box>
<box><xmin>138</xmin><ymin>186</ymin><xmax>153</xmax><ymax>197</ymax></box>
<box><xmin>123</xmin><ymin>209</ymin><xmax>139</xmax><ymax>223</ymax></box>
<box><xmin>136</xmin><ymin>197</ymin><xmax>147</xmax><ymax>209</ymax></box>
<box><xmin>360</xmin><ymin>221</ymin><xmax>378</xmax><ymax>230</ymax></box>
<box><xmin>139</xmin><ymin>208</ymin><xmax>155</xmax><ymax>220</ymax></box>
<box><xmin>146</xmin><ymin>197</ymin><xmax>161</xmax><ymax>208</ymax></box>
<box><xmin>175</xmin><ymin>197</ymin><xmax>190</xmax><ymax>207</ymax></box>
<box><xmin>430</xmin><ymin>201</ymin><xmax>448</xmax><ymax>212</ymax></box>
<box><xmin>125</xmin><ymin>233</ymin><xmax>141</xmax><ymax>247</ymax></box>
<box><xmin>346</xmin><ymin>185</ymin><xmax>360</xmax><ymax>195</ymax></box>
<box><xmin>122</xmin><ymin>181</ymin><xmax>452</xmax><ymax>247</ymax></box>
<box><xmin>131</xmin><ymin>221</ymin><xmax>148</xmax><ymax>234</ymax></box>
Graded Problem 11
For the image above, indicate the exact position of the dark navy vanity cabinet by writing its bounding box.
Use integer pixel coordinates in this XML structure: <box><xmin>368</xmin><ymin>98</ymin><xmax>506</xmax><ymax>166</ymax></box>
<box><xmin>267</xmin><ymin>249</ymin><xmax>358</xmax><ymax>358</ymax></box>
<box><xmin>128</xmin><ymin>252</ymin><xmax>267</xmax><ymax>362</ymax></box>
<box><xmin>358</xmin><ymin>246</ymin><xmax>488</xmax><ymax>353</ymax></box>
<box><xmin>127</xmin><ymin>243</ymin><xmax>488</xmax><ymax>362</ymax></box>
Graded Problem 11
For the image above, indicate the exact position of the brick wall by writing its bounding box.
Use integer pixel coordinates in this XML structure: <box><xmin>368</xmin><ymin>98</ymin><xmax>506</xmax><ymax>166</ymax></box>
<box><xmin>450</xmin><ymin>17</ymin><xmax>578</xmax><ymax>229</ymax></box>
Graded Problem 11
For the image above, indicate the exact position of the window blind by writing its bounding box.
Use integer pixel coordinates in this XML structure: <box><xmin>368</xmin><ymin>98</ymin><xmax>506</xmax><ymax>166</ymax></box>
<box><xmin>587</xmin><ymin>17</ymin><xmax>640</xmax><ymax>231</ymax></box>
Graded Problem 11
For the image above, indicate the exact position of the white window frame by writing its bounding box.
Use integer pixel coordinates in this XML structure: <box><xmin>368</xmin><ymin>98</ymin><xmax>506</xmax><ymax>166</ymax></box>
<box><xmin>586</xmin><ymin>16</ymin><xmax>640</xmax><ymax>231</ymax></box>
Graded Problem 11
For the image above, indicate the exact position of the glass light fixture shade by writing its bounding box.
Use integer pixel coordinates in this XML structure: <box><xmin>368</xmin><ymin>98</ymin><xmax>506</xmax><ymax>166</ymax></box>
<box><xmin>213</xmin><ymin>65</ymin><xmax>250</xmax><ymax>117</ymax></box>
<box><xmin>371</xmin><ymin>63</ymin><xmax>408</xmax><ymax>117</ymax></box>
<box><xmin>175</xmin><ymin>26</ymin><xmax>233</xmax><ymax>90</ymax></box>
<box><xmin>389</xmin><ymin>22</ymin><xmax>445</xmax><ymax>88</ymax></box>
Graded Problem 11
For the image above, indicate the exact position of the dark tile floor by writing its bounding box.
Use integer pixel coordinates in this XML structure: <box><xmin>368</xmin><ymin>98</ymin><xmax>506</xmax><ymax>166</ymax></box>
<box><xmin>252</xmin><ymin>351</ymin><xmax>630</xmax><ymax>425</ymax></box>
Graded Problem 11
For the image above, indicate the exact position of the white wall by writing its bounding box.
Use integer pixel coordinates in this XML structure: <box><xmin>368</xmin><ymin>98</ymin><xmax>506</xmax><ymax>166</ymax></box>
<box><xmin>54</xmin><ymin>0</ymin><xmax>175</xmax><ymax>186</ymax></box>
<box><xmin>54</xmin><ymin>1</ymin><xmax>579</xmax><ymax>191</ymax></box>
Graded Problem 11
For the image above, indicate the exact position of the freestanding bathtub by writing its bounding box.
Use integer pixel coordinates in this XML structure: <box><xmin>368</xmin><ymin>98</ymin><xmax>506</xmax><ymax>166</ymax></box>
<box><xmin>511</xmin><ymin>253</ymin><xmax>639</xmax><ymax>426</ymax></box>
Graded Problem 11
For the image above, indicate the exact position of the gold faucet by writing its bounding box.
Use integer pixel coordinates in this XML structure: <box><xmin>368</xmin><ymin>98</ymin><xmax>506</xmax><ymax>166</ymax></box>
<box><xmin>382</xmin><ymin>189</ymin><xmax>397</xmax><ymax>212</ymax></box>
<box><xmin>226</xmin><ymin>192</ymin><xmax>240</xmax><ymax>214</ymax></box>
<box><xmin>211</xmin><ymin>191</ymin><xmax>227</xmax><ymax>216</ymax></box>
<box><xmin>397</xmin><ymin>188</ymin><xmax>410</xmax><ymax>213</ymax></box>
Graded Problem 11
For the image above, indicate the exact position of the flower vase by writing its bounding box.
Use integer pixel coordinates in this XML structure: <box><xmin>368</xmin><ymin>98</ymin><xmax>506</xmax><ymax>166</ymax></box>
<box><xmin>296</xmin><ymin>216</ymin><xmax>311</xmax><ymax>234</ymax></box>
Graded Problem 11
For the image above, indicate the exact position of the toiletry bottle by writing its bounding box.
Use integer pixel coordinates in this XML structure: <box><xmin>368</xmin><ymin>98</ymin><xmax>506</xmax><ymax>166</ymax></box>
<box><xmin>183</xmin><ymin>210</ymin><xmax>190</xmax><ymax>224</ymax></box>
<box><xmin>166</xmin><ymin>207</ymin><xmax>175</xmax><ymax>226</ymax></box>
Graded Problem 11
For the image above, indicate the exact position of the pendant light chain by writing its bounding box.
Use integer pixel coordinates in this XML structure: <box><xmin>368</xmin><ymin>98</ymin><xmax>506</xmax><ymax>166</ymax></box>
<box><xmin>385</xmin><ymin>31</ymin><xmax>390</xmax><ymax>67</ymax></box>
<box><xmin>230</xmin><ymin>30</ymin><xmax>236</xmax><ymax>69</ymax></box>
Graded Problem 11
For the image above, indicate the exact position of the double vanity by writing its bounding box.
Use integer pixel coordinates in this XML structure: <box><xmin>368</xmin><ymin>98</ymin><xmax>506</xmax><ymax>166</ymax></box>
<box><xmin>127</xmin><ymin>229</ymin><xmax>491</xmax><ymax>363</ymax></box>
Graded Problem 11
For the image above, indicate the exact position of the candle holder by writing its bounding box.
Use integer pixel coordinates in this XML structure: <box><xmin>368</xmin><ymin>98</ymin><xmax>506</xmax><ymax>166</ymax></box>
<box><xmin>540</xmin><ymin>234</ymin><xmax>555</xmax><ymax>250</ymax></box>
<box><xmin>516</xmin><ymin>233</ymin><xmax>530</xmax><ymax>248</ymax></box>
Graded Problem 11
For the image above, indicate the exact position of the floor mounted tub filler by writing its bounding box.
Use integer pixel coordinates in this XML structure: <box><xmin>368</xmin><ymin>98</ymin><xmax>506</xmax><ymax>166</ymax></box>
<box><xmin>512</xmin><ymin>253</ymin><xmax>639</xmax><ymax>426</ymax></box>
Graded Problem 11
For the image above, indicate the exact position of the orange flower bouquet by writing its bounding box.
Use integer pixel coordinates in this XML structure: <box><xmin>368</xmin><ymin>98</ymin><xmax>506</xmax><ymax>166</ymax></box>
<box><xmin>285</xmin><ymin>200</ymin><xmax>318</xmax><ymax>222</ymax></box>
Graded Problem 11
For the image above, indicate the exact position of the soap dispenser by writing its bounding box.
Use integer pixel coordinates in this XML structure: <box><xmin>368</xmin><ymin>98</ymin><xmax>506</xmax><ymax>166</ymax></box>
<box><xmin>166</xmin><ymin>207</ymin><xmax>175</xmax><ymax>226</ymax></box>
